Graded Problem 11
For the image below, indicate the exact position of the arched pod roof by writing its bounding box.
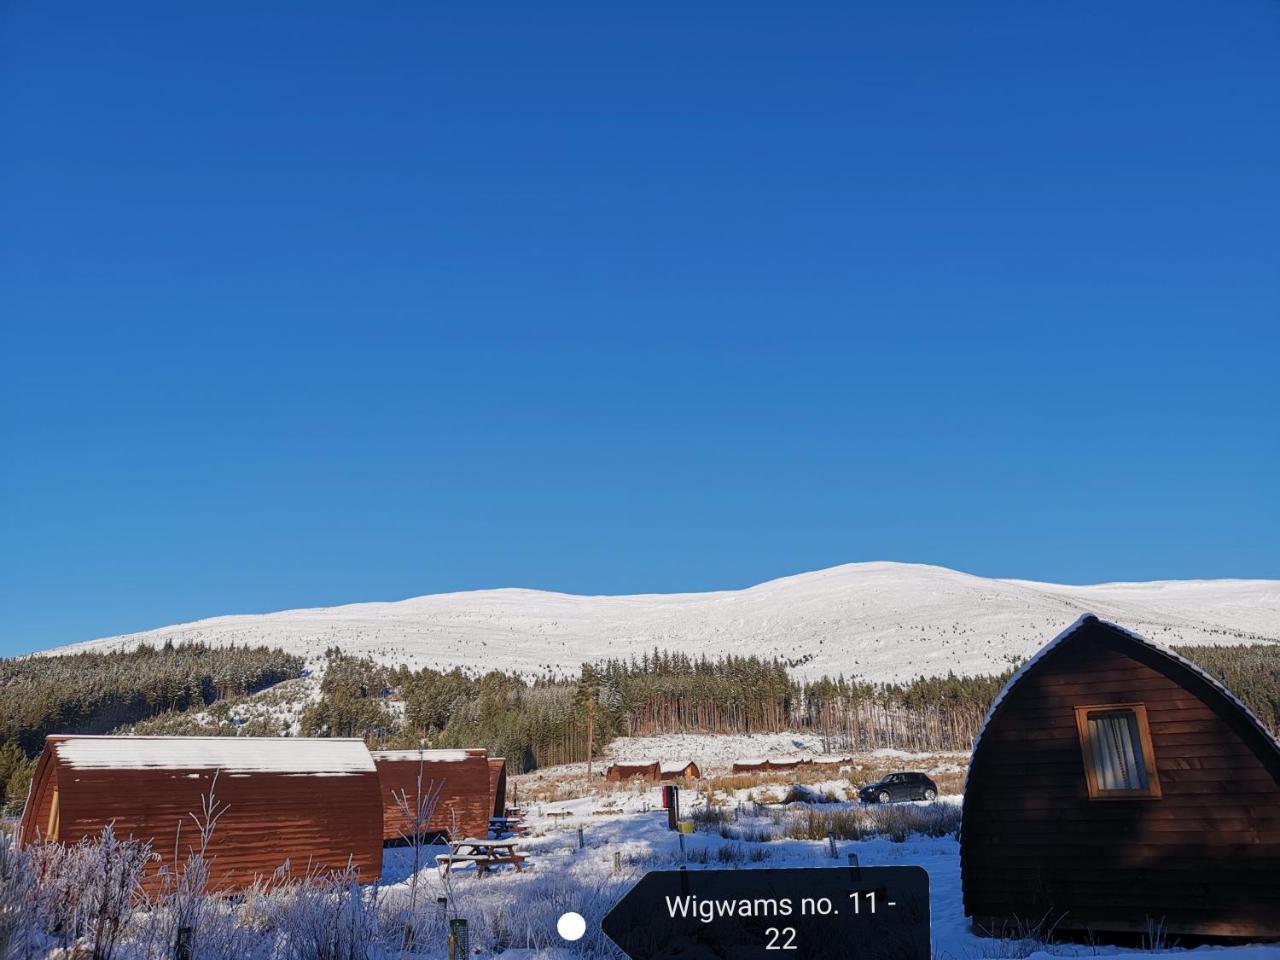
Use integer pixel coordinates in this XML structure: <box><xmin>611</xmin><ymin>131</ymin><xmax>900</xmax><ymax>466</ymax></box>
<box><xmin>965</xmin><ymin>613</ymin><xmax>1280</xmax><ymax>793</ymax></box>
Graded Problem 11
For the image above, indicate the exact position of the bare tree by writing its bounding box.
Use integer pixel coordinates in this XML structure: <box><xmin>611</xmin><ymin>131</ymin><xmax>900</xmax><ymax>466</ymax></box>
<box><xmin>153</xmin><ymin>771</ymin><xmax>229</xmax><ymax>960</ymax></box>
<box><xmin>390</xmin><ymin>755</ymin><xmax>445</xmax><ymax>947</ymax></box>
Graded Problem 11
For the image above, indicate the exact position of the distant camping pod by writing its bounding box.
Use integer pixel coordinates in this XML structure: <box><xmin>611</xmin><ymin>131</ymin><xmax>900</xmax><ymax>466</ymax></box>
<box><xmin>18</xmin><ymin>735</ymin><xmax>383</xmax><ymax>892</ymax></box>
<box><xmin>371</xmin><ymin>748</ymin><xmax>493</xmax><ymax>843</ymax></box>
<box><xmin>604</xmin><ymin>761</ymin><xmax>661</xmax><ymax>782</ymax></box>
<box><xmin>961</xmin><ymin>615</ymin><xmax>1280</xmax><ymax>940</ymax></box>
<box><xmin>658</xmin><ymin>761</ymin><xmax>701</xmax><ymax>781</ymax></box>
<box><xmin>731</xmin><ymin>759</ymin><xmax>805</xmax><ymax>773</ymax></box>
<box><xmin>604</xmin><ymin>760</ymin><xmax>698</xmax><ymax>782</ymax></box>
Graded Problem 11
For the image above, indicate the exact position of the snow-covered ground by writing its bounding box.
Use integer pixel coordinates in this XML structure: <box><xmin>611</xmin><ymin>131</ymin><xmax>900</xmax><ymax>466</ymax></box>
<box><xmin>374</xmin><ymin>773</ymin><xmax>1280</xmax><ymax>960</ymax></box>
<box><xmin>44</xmin><ymin>563</ymin><xmax>1280</xmax><ymax>682</ymax></box>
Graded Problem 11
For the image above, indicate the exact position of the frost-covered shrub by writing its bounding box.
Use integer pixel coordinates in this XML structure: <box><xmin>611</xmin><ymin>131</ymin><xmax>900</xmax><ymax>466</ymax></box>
<box><xmin>0</xmin><ymin>831</ymin><xmax>36</xmax><ymax>959</ymax></box>
<box><xmin>689</xmin><ymin>805</ymin><xmax>730</xmax><ymax>831</ymax></box>
<box><xmin>26</xmin><ymin>827</ymin><xmax>154</xmax><ymax>960</ymax></box>
<box><xmin>270</xmin><ymin>868</ymin><xmax>378</xmax><ymax>960</ymax></box>
<box><xmin>780</xmin><ymin>784</ymin><xmax>840</xmax><ymax>805</ymax></box>
<box><xmin>719</xmin><ymin>824</ymin><xmax>775</xmax><ymax>843</ymax></box>
<box><xmin>476</xmin><ymin>864</ymin><xmax>628</xmax><ymax>958</ymax></box>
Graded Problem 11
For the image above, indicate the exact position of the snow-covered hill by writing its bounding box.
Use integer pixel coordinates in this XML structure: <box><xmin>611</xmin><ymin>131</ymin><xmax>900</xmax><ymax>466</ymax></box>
<box><xmin>46</xmin><ymin>563</ymin><xmax>1280</xmax><ymax>682</ymax></box>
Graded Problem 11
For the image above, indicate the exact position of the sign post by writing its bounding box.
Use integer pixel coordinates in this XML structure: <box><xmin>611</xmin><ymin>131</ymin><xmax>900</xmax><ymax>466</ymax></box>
<box><xmin>602</xmin><ymin>866</ymin><xmax>929</xmax><ymax>960</ymax></box>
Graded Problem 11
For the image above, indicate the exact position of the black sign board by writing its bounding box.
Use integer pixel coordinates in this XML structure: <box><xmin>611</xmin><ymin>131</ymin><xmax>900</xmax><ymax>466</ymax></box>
<box><xmin>602</xmin><ymin>866</ymin><xmax>929</xmax><ymax>960</ymax></box>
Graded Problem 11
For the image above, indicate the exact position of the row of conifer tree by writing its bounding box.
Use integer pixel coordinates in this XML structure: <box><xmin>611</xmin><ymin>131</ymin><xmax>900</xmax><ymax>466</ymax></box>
<box><xmin>0</xmin><ymin>639</ymin><xmax>1276</xmax><ymax>806</ymax></box>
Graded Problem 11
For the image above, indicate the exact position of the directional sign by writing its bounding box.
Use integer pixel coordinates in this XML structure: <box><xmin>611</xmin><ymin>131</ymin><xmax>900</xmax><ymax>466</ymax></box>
<box><xmin>602</xmin><ymin>866</ymin><xmax>929</xmax><ymax>960</ymax></box>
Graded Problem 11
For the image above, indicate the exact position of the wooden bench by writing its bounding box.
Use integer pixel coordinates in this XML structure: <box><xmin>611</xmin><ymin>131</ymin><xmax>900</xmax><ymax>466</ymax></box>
<box><xmin>435</xmin><ymin>852</ymin><xmax>528</xmax><ymax>876</ymax></box>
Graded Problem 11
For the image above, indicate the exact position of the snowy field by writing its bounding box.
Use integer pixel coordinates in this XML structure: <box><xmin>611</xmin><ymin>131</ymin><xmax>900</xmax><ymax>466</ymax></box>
<box><xmin>45</xmin><ymin>563</ymin><xmax>1280</xmax><ymax>682</ymax></box>
<box><xmin>6</xmin><ymin>755</ymin><xmax>1280</xmax><ymax>959</ymax></box>
<box><xmin>368</xmin><ymin>776</ymin><xmax>1280</xmax><ymax>960</ymax></box>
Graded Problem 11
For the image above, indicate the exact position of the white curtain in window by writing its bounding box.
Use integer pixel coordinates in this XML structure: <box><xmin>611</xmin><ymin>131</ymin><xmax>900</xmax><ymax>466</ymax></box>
<box><xmin>1088</xmin><ymin>712</ymin><xmax>1148</xmax><ymax>791</ymax></box>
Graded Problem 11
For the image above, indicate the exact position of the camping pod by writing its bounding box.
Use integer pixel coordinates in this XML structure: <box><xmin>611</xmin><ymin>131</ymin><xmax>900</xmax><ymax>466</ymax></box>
<box><xmin>658</xmin><ymin>761</ymin><xmax>701</xmax><ymax>781</ymax></box>
<box><xmin>962</xmin><ymin>615</ymin><xmax>1280</xmax><ymax>939</ymax></box>
<box><xmin>731</xmin><ymin>758</ymin><xmax>804</xmax><ymax>773</ymax></box>
<box><xmin>487</xmin><ymin>757</ymin><xmax>508</xmax><ymax>817</ymax></box>
<box><xmin>808</xmin><ymin>757</ymin><xmax>851</xmax><ymax>768</ymax></box>
<box><xmin>371</xmin><ymin>749</ymin><xmax>492</xmax><ymax>842</ymax></box>
<box><xmin>604</xmin><ymin>761</ymin><xmax>660</xmax><ymax>782</ymax></box>
<box><xmin>18</xmin><ymin>735</ymin><xmax>382</xmax><ymax>892</ymax></box>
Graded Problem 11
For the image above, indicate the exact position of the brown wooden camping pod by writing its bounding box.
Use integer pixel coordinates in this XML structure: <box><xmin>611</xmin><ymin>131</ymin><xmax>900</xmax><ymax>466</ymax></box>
<box><xmin>487</xmin><ymin>757</ymin><xmax>508</xmax><ymax>817</ymax></box>
<box><xmin>18</xmin><ymin>735</ymin><xmax>382</xmax><ymax>892</ymax></box>
<box><xmin>371</xmin><ymin>749</ymin><xmax>493</xmax><ymax>842</ymax></box>
<box><xmin>731</xmin><ymin>759</ymin><xmax>805</xmax><ymax>773</ymax></box>
<box><xmin>604</xmin><ymin>761</ymin><xmax>661</xmax><ymax>782</ymax></box>
<box><xmin>962</xmin><ymin>614</ymin><xmax>1280</xmax><ymax>939</ymax></box>
<box><xmin>658</xmin><ymin>761</ymin><xmax>702</xmax><ymax>781</ymax></box>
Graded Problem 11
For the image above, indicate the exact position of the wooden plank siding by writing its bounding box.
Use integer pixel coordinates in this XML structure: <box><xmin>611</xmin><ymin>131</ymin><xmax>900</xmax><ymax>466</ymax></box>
<box><xmin>961</xmin><ymin>616</ymin><xmax>1280</xmax><ymax>940</ymax></box>
<box><xmin>17</xmin><ymin>736</ymin><xmax>382</xmax><ymax>894</ymax></box>
<box><xmin>372</xmin><ymin>749</ymin><xmax>493</xmax><ymax>843</ymax></box>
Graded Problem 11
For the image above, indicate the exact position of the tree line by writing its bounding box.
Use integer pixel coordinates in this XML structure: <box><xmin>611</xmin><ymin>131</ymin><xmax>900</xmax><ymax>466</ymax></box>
<box><xmin>1172</xmin><ymin>642</ymin><xmax>1280</xmax><ymax>731</ymax></box>
<box><xmin>1</xmin><ymin>640</ymin><xmax>1276</xmax><ymax>806</ymax></box>
<box><xmin>0</xmin><ymin>642</ymin><xmax>303</xmax><ymax>812</ymax></box>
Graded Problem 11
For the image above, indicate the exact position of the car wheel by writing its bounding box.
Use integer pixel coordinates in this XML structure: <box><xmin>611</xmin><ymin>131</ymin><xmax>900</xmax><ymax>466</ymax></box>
<box><xmin>877</xmin><ymin>790</ymin><xmax>891</xmax><ymax>804</ymax></box>
<box><xmin>923</xmin><ymin>788</ymin><xmax>936</xmax><ymax>801</ymax></box>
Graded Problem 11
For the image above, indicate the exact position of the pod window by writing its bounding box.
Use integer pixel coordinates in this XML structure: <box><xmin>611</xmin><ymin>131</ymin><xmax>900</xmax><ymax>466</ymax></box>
<box><xmin>1074</xmin><ymin>703</ymin><xmax>1161</xmax><ymax>799</ymax></box>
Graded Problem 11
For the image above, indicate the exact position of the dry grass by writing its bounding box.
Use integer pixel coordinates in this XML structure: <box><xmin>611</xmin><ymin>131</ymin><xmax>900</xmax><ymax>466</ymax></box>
<box><xmin>513</xmin><ymin>751</ymin><xmax>968</xmax><ymax>808</ymax></box>
<box><xmin>512</xmin><ymin>771</ymin><xmax>653</xmax><ymax>804</ymax></box>
<box><xmin>783</xmin><ymin>802</ymin><xmax>961</xmax><ymax>842</ymax></box>
<box><xmin>702</xmin><ymin>754</ymin><xmax>966</xmax><ymax>803</ymax></box>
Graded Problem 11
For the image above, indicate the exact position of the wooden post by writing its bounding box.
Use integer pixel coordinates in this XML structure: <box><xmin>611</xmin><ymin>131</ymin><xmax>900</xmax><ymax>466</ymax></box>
<box><xmin>449</xmin><ymin>918</ymin><xmax>468</xmax><ymax>960</ymax></box>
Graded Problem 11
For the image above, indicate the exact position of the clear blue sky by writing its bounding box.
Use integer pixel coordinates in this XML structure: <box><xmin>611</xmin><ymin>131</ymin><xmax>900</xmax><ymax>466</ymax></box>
<box><xmin>2</xmin><ymin>1</ymin><xmax>1278</xmax><ymax>655</ymax></box>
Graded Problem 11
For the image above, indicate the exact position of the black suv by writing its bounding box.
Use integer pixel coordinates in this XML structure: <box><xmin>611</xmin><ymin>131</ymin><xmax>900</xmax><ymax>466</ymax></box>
<box><xmin>858</xmin><ymin>771</ymin><xmax>938</xmax><ymax>804</ymax></box>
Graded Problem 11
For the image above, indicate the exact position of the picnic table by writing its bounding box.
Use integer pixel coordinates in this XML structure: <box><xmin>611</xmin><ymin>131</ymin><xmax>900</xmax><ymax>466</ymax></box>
<box><xmin>435</xmin><ymin>837</ymin><xmax>528</xmax><ymax>876</ymax></box>
<box><xmin>488</xmin><ymin>816</ymin><xmax>527</xmax><ymax>838</ymax></box>
<box><xmin>546</xmin><ymin>810</ymin><xmax>572</xmax><ymax>820</ymax></box>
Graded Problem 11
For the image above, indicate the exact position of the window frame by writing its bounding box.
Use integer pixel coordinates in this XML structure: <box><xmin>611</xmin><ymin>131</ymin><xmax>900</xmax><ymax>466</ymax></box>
<box><xmin>1074</xmin><ymin>702</ymin><xmax>1162</xmax><ymax>800</ymax></box>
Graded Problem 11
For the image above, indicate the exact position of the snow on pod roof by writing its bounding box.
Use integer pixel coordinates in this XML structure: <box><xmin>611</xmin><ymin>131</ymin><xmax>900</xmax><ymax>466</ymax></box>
<box><xmin>659</xmin><ymin>761</ymin><xmax>697</xmax><ymax>773</ymax></box>
<box><xmin>51</xmin><ymin>735</ymin><xmax>375</xmax><ymax>775</ymax></box>
<box><xmin>964</xmin><ymin>613</ymin><xmax>1280</xmax><ymax>795</ymax></box>
<box><xmin>370</xmin><ymin>749</ymin><xmax>477</xmax><ymax>763</ymax></box>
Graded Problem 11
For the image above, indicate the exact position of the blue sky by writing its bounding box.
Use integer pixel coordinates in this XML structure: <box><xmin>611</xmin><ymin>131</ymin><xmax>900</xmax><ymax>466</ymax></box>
<box><xmin>2</xmin><ymin>1</ymin><xmax>1278</xmax><ymax>655</ymax></box>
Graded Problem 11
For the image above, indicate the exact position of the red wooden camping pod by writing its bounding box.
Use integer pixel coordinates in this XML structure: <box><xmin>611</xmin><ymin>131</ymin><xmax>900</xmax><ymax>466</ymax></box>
<box><xmin>962</xmin><ymin>615</ymin><xmax>1280</xmax><ymax>939</ymax></box>
<box><xmin>371</xmin><ymin>749</ymin><xmax>493</xmax><ymax>842</ymax></box>
<box><xmin>731</xmin><ymin>759</ymin><xmax>805</xmax><ymax>773</ymax></box>
<box><xmin>18</xmin><ymin>735</ymin><xmax>383</xmax><ymax>893</ymax></box>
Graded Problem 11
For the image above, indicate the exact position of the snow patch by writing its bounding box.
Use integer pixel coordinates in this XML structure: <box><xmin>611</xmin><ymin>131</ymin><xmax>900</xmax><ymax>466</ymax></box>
<box><xmin>53</xmin><ymin>735</ymin><xmax>375</xmax><ymax>774</ymax></box>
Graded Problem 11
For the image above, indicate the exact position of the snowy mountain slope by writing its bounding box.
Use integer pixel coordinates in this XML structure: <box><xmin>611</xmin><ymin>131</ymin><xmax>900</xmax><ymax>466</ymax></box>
<box><xmin>45</xmin><ymin>563</ymin><xmax>1280</xmax><ymax>682</ymax></box>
